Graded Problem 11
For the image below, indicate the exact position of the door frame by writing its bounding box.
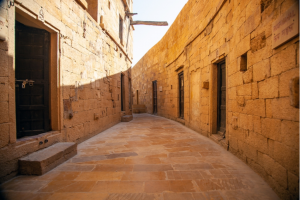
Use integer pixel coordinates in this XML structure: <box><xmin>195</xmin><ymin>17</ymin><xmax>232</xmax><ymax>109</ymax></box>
<box><xmin>178</xmin><ymin>71</ymin><xmax>184</xmax><ymax>119</ymax></box>
<box><xmin>13</xmin><ymin>7</ymin><xmax>61</xmax><ymax>142</ymax></box>
<box><xmin>15</xmin><ymin>22</ymin><xmax>50</xmax><ymax>138</ymax></box>
<box><xmin>152</xmin><ymin>80</ymin><xmax>157</xmax><ymax>114</ymax></box>
<box><xmin>209</xmin><ymin>57</ymin><xmax>226</xmax><ymax>135</ymax></box>
<box><xmin>217</xmin><ymin>61</ymin><xmax>226</xmax><ymax>134</ymax></box>
<box><xmin>121</xmin><ymin>73</ymin><xmax>125</xmax><ymax>111</ymax></box>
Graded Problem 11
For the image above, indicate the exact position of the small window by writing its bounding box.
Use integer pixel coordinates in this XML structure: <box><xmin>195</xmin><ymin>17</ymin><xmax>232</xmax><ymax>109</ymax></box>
<box><xmin>239</xmin><ymin>53</ymin><xmax>247</xmax><ymax>71</ymax></box>
<box><xmin>108</xmin><ymin>0</ymin><xmax>111</xmax><ymax>9</ymax></box>
<box><xmin>119</xmin><ymin>15</ymin><xmax>123</xmax><ymax>44</ymax></box>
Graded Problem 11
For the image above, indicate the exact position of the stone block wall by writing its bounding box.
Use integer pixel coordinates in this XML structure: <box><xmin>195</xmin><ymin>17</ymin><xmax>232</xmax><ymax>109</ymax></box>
<box><xmin>132</xmin><ymin>0</ymin><xmax>299</xmax><ymax>198</ymax></box>
<box><xmin>0</xmin><ymin>0</ymin><xmax>133</xmax><ymax>183</ymax></box>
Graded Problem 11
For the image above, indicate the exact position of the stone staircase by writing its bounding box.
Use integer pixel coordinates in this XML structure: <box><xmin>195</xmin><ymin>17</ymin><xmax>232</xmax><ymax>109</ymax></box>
<box><xmin>19</xmin><ymin>142</ymin><xmax>77</xmax><ymax>175</ymax></box>
<box><xmin>132</xmin><ymin>104</ymin><xmax>147</xmax><ymax>113</ymax></box>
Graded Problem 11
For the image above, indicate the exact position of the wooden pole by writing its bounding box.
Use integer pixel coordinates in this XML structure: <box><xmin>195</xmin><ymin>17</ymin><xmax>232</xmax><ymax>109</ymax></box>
<box><xmin>130</xmin><ymin>21</ymin><xmax>168</xmax><ymax>26</ymax></box>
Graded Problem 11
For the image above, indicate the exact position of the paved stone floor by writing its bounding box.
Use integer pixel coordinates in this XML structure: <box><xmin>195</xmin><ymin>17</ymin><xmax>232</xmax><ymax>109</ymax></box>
<box><xmin>1</xmin><ymin>114</ymin><xmax>279</xmax><ymax>200</ymax></box>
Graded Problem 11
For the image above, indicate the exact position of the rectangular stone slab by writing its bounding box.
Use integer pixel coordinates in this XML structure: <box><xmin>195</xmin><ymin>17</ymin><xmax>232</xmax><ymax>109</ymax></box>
<box><xmin>121</xmin><ymin>115</ymin><xmax>133</xmax><ymax>122</ymax></box>
<box><xmin>19</xmin><ymin>142</ymin><xmax>77</xmax><ymax>175</ymax></box>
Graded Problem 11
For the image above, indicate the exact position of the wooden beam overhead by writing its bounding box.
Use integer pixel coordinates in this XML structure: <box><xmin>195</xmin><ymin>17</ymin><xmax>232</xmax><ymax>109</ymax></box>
<box><xmin>126</xmin><ymin>12</ymin><xmax>138</xmax><ymax>17</ymax></box>
<box><xmin>130</xmin><ymin>21</ymin><xmax>168</xmax><ymax>26</ymax></box>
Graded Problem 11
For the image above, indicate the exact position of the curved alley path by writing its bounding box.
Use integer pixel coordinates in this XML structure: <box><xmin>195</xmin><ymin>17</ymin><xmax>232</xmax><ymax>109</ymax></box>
<box><xmin>2</xmin><ymin>114</ymin><xmax>279</xmax><ymax>200</ymax></box>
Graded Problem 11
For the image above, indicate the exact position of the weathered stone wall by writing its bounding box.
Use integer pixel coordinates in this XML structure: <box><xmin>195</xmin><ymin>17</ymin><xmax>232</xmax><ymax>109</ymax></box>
<box><xmin>132</xmin><ymin>0</ymin><xmax>299</xmax><ymax>199</ymax></box>
<box><xmin>0</xmin><ymin>0</ymin><xmax>133</xmax><ymax>183</ymax></box>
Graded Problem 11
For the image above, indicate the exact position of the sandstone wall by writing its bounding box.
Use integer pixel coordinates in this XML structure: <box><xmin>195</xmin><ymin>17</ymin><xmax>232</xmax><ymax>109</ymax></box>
<box><xmin>0</xmin><ymin>0</ymin><xmax>133</xmax><ymax>183</ymax></box>
<box><xmin>132</xmin><ymin>0</ymin><xmax>299</xmax><ymax>198</ymax></box>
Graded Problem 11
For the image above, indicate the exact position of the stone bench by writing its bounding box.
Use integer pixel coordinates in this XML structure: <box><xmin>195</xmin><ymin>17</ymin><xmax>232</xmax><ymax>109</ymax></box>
<box><xmin>121</xmin><ymin>115</ymin><xmax>133</xmax><ymax>122</ymax></box>
<box><xmin>19</xmin><ymin>142</ymin><xmax>77</xmax><ymax>175</ymax></box>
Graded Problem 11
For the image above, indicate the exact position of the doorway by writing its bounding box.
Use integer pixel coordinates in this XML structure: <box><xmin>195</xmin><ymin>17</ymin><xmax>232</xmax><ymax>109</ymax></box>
<box><xmin>217</xmin><ymin>62</ymin><xmax>226</xmax><ymax>135</ymax></box>
<box><xmin>15</xmin><ymin>21</ymin><xmax>50</xmax><ymax>139</ymax></box>
<box><xmin>152</xmin><ymin>81</ymin><xmax>157</xmax><ymax>114</ymax></box>
<box><xmin>121</xmin><ymin>73</ymin><xmax>125</xmax><ymax>111</ymax></box>
<box><xmin>179</xmin><ymin>72</ymin><xmax>184</xmax><ymax>119</ymax></box>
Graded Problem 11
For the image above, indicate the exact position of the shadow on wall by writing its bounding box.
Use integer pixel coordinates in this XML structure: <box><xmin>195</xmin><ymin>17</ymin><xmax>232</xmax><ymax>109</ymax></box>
<box><xmin>0</xmin><ymin>50</ymin><xmax>133</xmax><ymax>184</ymax></box>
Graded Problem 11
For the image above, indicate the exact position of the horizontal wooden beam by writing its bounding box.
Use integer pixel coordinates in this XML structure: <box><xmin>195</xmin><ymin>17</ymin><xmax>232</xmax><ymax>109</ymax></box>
<box><xmin>130</xmin><ymin>21</ymin><xmax>168</xmax><ymax>26</ymax></box>
<box><xmin>126</xmin><ymin>12</ymin><xmax>138</xmax><ymax>17</ymax></box>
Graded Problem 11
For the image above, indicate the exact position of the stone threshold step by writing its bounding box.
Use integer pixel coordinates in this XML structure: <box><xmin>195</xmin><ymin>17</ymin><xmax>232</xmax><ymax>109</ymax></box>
<box><xmin>19</xmin><ymin>142</ymin><xmax>77</xmax><ymax>175</ymax></box>
<box><xmin>121</xmin><ymin>115</ymin><xmax>133</xmax><ymax>122</ymax></box>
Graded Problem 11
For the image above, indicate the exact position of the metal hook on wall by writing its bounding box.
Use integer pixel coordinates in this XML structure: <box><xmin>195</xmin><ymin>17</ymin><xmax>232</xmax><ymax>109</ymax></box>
<box><xmin>7</xmin><ymin>0</ymin><xmax>14</xmax><ymax>8</ymax></box>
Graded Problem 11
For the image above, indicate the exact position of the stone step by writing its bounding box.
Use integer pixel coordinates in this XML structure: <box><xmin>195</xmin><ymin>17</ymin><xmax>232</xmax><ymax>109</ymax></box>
<box><xmin>19</xmin><ymin>142</ymin><xmax>77</xmax><ymax>175</ymax></box>
<box><xmin>121</xmin><ymin>115</ymin><xmax>133</xmax><ymax>122</ymax></box>
<box><xmin>133</xmin><ymin>104</ymin><xmax>147</xmax><ymax>113</ymax></box>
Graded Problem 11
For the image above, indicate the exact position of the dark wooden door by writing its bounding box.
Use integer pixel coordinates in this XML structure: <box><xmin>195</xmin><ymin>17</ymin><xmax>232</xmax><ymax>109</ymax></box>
<box><xmin>218</xmin><ymin>62</ymin><xmax>226</xmax><ymax>134</ymax></box>
<box><xmin>179</xmin><ymin>72</ymin><xmax>184</xmax><ymax>119</ymax></box>
<box><xmin>153</xmin><ymin>81</ymin><xmax>157</xmax><ymax>114</ymax></box>
<box><xmin>15</xmin><ymin>21</ymin><xmax>50</xmax><ymax>139</ymax></box>
<box><xmin>121</xmin><ymin>74</ymin><xmax>125</xmax><ymax>111</ymax></box>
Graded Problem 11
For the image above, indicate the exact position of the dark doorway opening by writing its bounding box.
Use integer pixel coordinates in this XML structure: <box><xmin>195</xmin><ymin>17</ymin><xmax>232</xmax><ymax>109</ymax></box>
<box><xmin>15</xmin><ymin>21</ymin><xmax>50</xmax><ymax>139</ymax></box>
<box><xmin>217</xmin><ymin>62</ymin><xmax>226</xmax><ymax>135</ymax></box>
<box><xmin>153</xmin><ymin>81</ymin><xmax>157</xmax><ymax>114</ymax></box>
<box><xmin>179</xmin><ymin>72</ymin><xmax>184</xmax><ymax>119</ymax></box>
<box><xmin>129</xmin><ymin>78</ymin><xmax>132</xmax><ymax>109</ymax></box>
<box><xmin>121</xmin><ymin>73</ymin><xmax>125</xmax><ymax>111</ymax></box>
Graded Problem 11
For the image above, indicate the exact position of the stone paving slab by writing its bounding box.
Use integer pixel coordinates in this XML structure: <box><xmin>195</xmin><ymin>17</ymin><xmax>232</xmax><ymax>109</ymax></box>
<box><xmin>1</xmin><ymin>114</ymin><xmax>279</xmax><ymax>200</ymax></box>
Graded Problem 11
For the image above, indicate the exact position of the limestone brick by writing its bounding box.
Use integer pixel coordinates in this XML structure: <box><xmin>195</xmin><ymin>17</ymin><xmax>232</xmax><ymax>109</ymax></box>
<box><xmin>0</xmin><ymin>49</ymin><xmax>8</xmax><ymax>77</ymax></box>
<box><xmin>242</xmin><ymin>67</ymin><xmax>253</xmax><ymax>84</ymax></box>
<box><xmin>273</xmin><ymin>141</ymin><xmax>299</xmax><ymax>176</ymax></box>
<box><xmin>252</xmin><ymin>115</ymin><xmax>261</xmax><ymax>134</ymax></box>
<box><xmin>258</xmin><ymin>76</ymin><xmax>279</xmax><ymax>99</ymax></box>
<box><xmin>243</xmin><ymin>8</ymin><xmax>261</xmax><ymax>37</ymax></box>
<box><xmin>248</xmin><ymin>37</ymin><xmax>272</xmax><ymax>67</ymax></box>
<box><xmin>236</xmin><ymin>96</ymin><xmax>245</xmax><ymax>107</ymax></box>
<box><xmin>236</xmin><ymin>83</ymin><xmax>251</xmax><ymax>96</ymax></box>
<box><xmin>251</xmin><ymin>82</ymin><xmax>258</xmax><ymax>99</ymax></box>
<box><xmin>257</xmin><ymin>152</ymin><xmax>287</xmax><ymax>189</ymax></box>
<box><xmin>0</xmin><ymin>77</ymin><xmax>8</xmax><ymax>101</ymax></box>
<box><xmin>268</xmin><ymin>97</ymin><xmax>299</xmax><ymax>121</ymax></box>
<box><xmin>228</xmin><ymin>87</ymin><xmax>236</xmax><ymax>100</ymax></box>
<box><xmin>288</xmin><ymin>172</ymin><xmax>299</xmax><ymax>199</ymax></box>
<box><xmin>242</xmin><ymin>99</ymin><xmax>265</xmax><ymax>117</ymax></box>
<box><xmin>252</xmin><ymin>58</ymin><xmax>270</xmax><ymax>82</ymax></box>
<box><xmin>281</xmin><ymin>120</ymin><xmax>299</xmax><ymax>150</ymax></box>
<box><xmin>228</xmin><ymin>72</ymin><xmax>243</xmax><ymax>87</ymax></box>
<box><xmin>250</xmin><ymin>131</ymin><xmax>268</xmax><ymax>154</ymax></box>
<box><xmin>239</xmin><ymin>114</ymin><xmax>253</xmax><ymax>131</ymax></box>
<box><xmin>0</xmin><ymin>101</ymin><xmax>8</xmax><ymax>123</ymax></box>
<box><xmin>261</xmin><ymin>118</ymin><xmax>281</xmax><ymax>142</ymax></box>
<box><xmin>271</xmin><ymin>44</ymin><xmax>297</xmax><ymax>76</ymax></box>
<box><xmin>0</xmin><ymin>123</ymin><xmax>9</xmax><ymax>148</ymax></box>
<box><xmin>279</xmin><ymin>68</ymin><xmax>299</xmax><ymax>97</ymax></box>
<box><xmin>236</xmin><ymin>35</ymin><xmax>251</xmax><ymax>57</ymax></box>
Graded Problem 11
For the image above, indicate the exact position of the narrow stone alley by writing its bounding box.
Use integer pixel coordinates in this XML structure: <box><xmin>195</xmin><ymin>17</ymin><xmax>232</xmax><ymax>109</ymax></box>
<box><xmin>1</xmin><ymin>114</ymin><xmax>279</xmax><ymax>200</ymax></box>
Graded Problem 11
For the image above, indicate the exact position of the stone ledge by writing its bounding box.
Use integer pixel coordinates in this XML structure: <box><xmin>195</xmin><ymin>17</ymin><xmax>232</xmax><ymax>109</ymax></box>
<box><xmin>121</xmin><ymin>115</ymin><xmax>133</xmax><ymax>122</ymax></box>
<box><xmin>210</xmin><ymin>134</ymin><xmax>228</xmax><ymax>150</ymax></box>
<box><xmin>19</xmin><ymin>142</ymin><xmax>77</xmax><ymax>175</ymax></box>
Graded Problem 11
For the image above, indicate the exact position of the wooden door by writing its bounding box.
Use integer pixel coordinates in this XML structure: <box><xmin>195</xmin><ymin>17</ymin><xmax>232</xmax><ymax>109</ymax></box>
<box><xmin>179</xmin><ymin>72</ymin><xmax>184</xmax><ymax>119</ymax></box>
<box><xmin>15</xmin><ymin>21</ymin><xmax>50</xmax><ymax>139</ymax></box>
<box><xmin>153</xmin><ymin>81</ymin><xmax>157</xmax><ymax>114</ymax></box>
<box><xmin>121</xmin><ymin>74</ymin><xmax>125</xmax><ymax>111</ymax></box>
<box><xmin>217</xmin><ymin>62</ymin><xmax>226</xmax><ymax>134</ymax></box>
